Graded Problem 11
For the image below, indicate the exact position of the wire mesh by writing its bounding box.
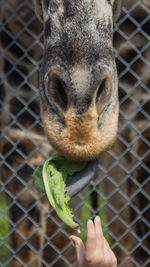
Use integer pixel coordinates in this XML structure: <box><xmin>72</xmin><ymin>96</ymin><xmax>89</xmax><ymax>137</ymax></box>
<box><xmin>0</xmin><ymin>0</ymin><xmax>150</xmax><ymax>266</ymax></box>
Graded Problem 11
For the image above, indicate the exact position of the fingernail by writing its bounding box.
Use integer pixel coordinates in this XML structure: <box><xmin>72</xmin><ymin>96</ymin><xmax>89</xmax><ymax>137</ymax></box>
<box><xmin>95</xmin><ymin>216</ymin><xmax>100</xmax><ymax>222</ymax></box>
<box><xmin>88</xmin><ymin>219</ymin><xmax>93</xmax><ymax>224</ymax></box>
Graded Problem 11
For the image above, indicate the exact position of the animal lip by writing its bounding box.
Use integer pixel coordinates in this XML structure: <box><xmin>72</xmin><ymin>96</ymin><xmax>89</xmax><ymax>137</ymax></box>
<box><xmin>66</xmin><ymin>160</ymin><xmax>99</xmax><ymax>197</ymax></box>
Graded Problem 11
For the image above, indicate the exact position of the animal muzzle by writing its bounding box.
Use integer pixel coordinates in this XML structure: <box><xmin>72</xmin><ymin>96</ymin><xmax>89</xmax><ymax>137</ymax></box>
<box><xmin>41</xmin><ymin>67</ymin><xmax>119</xmax><ymax>161</ymax></box>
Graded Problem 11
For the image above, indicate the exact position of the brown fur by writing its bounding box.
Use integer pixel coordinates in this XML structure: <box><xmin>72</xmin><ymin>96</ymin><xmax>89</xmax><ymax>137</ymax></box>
<box><xmin>42</xmin><ymin>101</ymin><xmax>119</xmax><ymax>160</ymax></box>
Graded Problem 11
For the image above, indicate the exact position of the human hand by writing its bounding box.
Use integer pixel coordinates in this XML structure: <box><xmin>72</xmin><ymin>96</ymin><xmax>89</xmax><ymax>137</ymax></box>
<box><xmin>70</xmin><ymin>216</ymin><xmax>117</xmax><ymax>267</ymax></box>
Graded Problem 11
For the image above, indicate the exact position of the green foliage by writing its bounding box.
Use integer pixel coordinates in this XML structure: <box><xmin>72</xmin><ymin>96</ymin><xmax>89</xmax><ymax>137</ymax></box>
<box><xmin>0</xmin><ymin>192</ymin><xmax>11</xmax><ymax>266</ymax></box>
<box><xmin>97</xmin><ymin>185</ymin><xmax>110</xmax><ymax>244</ymax></box>
<box><xmin>79</xmin><ymin>185</ymin><xmax>92</xmax><ymax>244</ymax></box>
<box><xmin>32</xmin><ymin>162</ymin><xmax>45</xmax><ymax>192</ymax></box>
<box><xmin>79</xmin><ymin>184</ymin><xmax>110</xmax><ymax>245</ymax></box>
<box><xmin>32</xmin><ymin>154</ymin><xmax>87</xmax><ymax>231</ymax></box>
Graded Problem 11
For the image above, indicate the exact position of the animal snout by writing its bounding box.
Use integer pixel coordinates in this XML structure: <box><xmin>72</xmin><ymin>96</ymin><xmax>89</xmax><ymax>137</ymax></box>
<box><xmin>47</xmin><ymin>67</ymin><xmax>112</xmax><ymax>117</ymax></box>
<box><xmin>41</xmin><ymin>66</ymin><xmax>118</xmax><ymax>160</ymax></box>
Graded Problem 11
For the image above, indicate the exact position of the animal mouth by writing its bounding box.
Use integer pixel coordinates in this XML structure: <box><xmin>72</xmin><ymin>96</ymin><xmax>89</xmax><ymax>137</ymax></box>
<box><xmin>41</xmin><ymin>89</ymin><xmax>118</xmax><ymax>195</ymax></box>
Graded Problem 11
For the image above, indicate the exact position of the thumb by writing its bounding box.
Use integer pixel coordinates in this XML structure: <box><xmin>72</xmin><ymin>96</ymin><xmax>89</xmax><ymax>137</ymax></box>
<box><xmin>70</xmin><ymin>235</ymin><xmax>85</xmax><ymax>266</ymax></box>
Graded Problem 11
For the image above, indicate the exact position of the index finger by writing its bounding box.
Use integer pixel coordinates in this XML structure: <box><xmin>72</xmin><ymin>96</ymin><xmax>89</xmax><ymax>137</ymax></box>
<box><xmin>85</xmin><ymin>219</ymin><xmax>96</xmax><ymax>253</ymax></box>
<box><xmin>94</xmin><ymin>216</ymin><xmax>104</xmax><ymax>250</ymax></box>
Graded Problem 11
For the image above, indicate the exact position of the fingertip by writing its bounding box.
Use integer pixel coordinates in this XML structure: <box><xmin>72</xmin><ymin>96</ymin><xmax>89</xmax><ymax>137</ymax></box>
<box><xmin>70</xmin><ymin>236</ymin><xmax>85</xmax><ymax>263</ymax></box>
<box><xmin>94</xmin><ymin>216</ymin><xmax>101</xmax><ymax>223</ymax></box>
<box><xmin>86</xmin><ymin>219</ymin><xmax>96</xmax><ymax>252</ymax></box>
<box><xmin>70</xmin><ymin>235</ymin><xmax>83</xmax><ymax>245</ymax></box>
<box><xmin>94</xmin><ymin>216</ymin><xmax>103</xmax><ymax>241</ymax></box>
<box><xmin>94</xmin><ymin>216</ymin><xmax>102</xmax><ymax>229</ymax></box>
<box><xmin>87</xmin><ymin>219</ymin><xmax>93</xmax><ymax>225</ymax></box>
<box><xmin>70</xmin><ymin>235</ymin><xmax>76</xmax><ymax>243</ymax></box>
<box><xmin>70</xmin><ymin>235</ymin><xmax>76</xmax><ymax>245</ymax></box>
<box><xmin>87</xmin><ymin>219</ymin><xmax>94</xmax><ymax>232</ymax></box>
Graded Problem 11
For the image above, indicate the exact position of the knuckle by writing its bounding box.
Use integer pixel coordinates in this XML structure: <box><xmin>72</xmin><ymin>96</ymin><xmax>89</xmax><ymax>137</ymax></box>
<box><xmin>85</xmin><ymin>257</ymin><xmax>93</xmax><ymax>265</ymax></box>
<box><xmin>88</xmin><ymin>234</ymin><xmax>95</xmax><ymax>241</ymax></box>
<box><xmin>94</xmin><ymin>255</ymin><xmax>104</xmax><ymax>265</ymax></box>
<box><xmin>85</xmin><ymin>253</ymin><xmax>94</xmax><ymax>264</ymax></box>
<box><xmin>97</xmin><ymin>258</ymin><xmax>104</xmax><ymax>265</ymax></box>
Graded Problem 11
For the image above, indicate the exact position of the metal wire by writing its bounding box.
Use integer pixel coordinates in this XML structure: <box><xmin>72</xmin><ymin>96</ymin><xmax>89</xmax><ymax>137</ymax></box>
<box><xmin>0</xmin><ymin>0</ymin><xmax>150</xmax><ymax>266</ymax></box>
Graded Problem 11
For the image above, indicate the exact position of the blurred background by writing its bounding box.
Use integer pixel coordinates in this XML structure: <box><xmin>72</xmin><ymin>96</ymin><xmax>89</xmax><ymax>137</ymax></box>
<box><xmin>0</xmin><ymin>0</ymin><xmax>150</xmax><ymax>266</ymax></box>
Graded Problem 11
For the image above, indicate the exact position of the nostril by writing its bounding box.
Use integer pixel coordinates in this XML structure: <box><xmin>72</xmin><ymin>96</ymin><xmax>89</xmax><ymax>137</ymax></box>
<box><xmin>96</xmin><ymin>78</ymin><xmax>107</xmax><ymax>104</ymax></box>
<box><xmin>50</xmin><ymin>76</ymin><xmax>68</xmax><ymax>111</ymax></box>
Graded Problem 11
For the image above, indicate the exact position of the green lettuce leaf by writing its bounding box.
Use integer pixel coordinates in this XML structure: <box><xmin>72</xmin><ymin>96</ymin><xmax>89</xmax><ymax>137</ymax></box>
<box><xmin>32</xmin><ymin>154</ymin><xmax>87</xmax><ymax>231</ymax></box>
<box><xmin>32</xmin><ymin>163</ymin><xmax>45</xmax><ymax>192</ymax></box>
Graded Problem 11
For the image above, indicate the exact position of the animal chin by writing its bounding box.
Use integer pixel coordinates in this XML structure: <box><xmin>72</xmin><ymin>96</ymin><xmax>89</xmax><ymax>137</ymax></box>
<box><xmin>43</xmin><ymin>120</ymin><xmax>118</xmax><ymax>161</ymax></box>
<box><xmin>46</xmin><ymin>130</ymin><xmax>117</xmax><ymax>161</ymax></box>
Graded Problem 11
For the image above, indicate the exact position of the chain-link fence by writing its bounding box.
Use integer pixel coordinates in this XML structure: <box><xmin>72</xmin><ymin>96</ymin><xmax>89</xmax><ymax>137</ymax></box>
<box><xmin>0</xmin><ymin>0</ymin><xmax>150</xmax><ymax>266</ymax></box>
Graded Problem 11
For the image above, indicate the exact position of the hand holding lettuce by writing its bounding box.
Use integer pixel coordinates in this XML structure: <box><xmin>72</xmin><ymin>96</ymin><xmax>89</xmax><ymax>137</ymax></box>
<box><xmin>32</xmin><ymin>154</ymin><xmax>87</xmax><ymax>232</ymax></box>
